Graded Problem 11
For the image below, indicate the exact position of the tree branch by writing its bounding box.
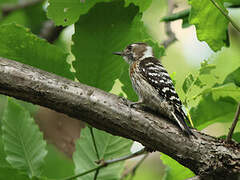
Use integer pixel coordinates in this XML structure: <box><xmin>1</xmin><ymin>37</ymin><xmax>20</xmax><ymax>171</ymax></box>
<box><xmin>226</xmin><ymin>103</ymin><xmax>240</xmax><ymax>143</ymax></box>
<box><xmin>0</xmin><ymin>57</ymin><xmax>239</xmax><ymax>177</ymax></box>
<box><xmin>161</xmin><ymin>0</ymin><xmax>177</xmax><ymax>48</ymax></box>
<box><xmin>63</xmin><ymin>148</ymin><xmax>146</xmax><ymax>180</ymax></box>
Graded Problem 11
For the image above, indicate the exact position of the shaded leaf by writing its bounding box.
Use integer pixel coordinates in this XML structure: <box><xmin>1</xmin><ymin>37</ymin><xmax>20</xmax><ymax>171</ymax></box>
<box><xmin>124</xmin><ymin>0</ymin><xmax>152</xmax><ymax>12</ymax></box>
<box><xmin>47</xmin><ymin>0</ymin><xmax>152</xmax><ymax>26</ymax></box>
<box><xmin>161</xmin><ymin>153</ymin><xmax>194</xmax><ymax>180</ymax></box>
<box><xmin>224</xmin><ymin>67</ymin><xmax>240</xmax><ymax>87</ymax></box>
<box><xmin>73</xmin><ymin>127</ymin><xmax>132</xmax><ymax>180</ymax></box>
<box><xmin>211</xmin><ymin>83</ymin><xmax>240</xmax><ymax>102</ymax></box>
<box><xmin>0</xmin><ymin>23</ymin><xmax>73</xmax><ymax>79</ymax></box>
<box><xmin>182</xmin><ymin>16</ymin><xmax>191</xmax><ymax>28</ymax></box>
<box><xmin>220</xmin><ymin>133</ymin><xmax>240</xmax><ymax>143</ymax></box>
<box><xmin>182</xmin><ymin>74</ymin><xmax>194</xmax><ymax>94</ymax></box>
<box><xmin>2</xmin><ymin>98</ymin><xmax>47</xmax><ymax>178</ymax></box>
<box><xmin>199</xmin><ymin>60</ymin><xmax>216</xmax><ymax>75</ymax></box>
<box><xmin>190</xmin><ymin>93</ymin><xmax>237</xmax><ymax>130</ymax></box>
<box><xmin>194</xmin><ymin>78</ymin><xmax>206</xmax><ymax>88</ymax></box>
<box><xmin>72</xmin><ymin>1</ymin><xmax>138</xmax><ymax>92</ymax></box>
<box><xmin>189</xmin><ymin>0</ymin><xmax>229</xmax><ymax>51</ymax></box>
<box><xmin>42</xmin><ymin>144</ymin><xmax>74</xmax><ymax>179</ymax></box>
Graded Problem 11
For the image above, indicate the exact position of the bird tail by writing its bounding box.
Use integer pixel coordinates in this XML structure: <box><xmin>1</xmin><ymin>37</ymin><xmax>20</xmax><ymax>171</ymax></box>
<box><xmin>171</xmin><ymin>110</ymin><xmax>194</xmax><ymax>137</ymax></box>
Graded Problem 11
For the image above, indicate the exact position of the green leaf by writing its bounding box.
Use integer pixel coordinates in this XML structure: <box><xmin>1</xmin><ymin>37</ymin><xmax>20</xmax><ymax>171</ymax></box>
<box><xmin>194</xmin><ymin>78</ymin><xmax>206</xmax><ymax>88</ymax></box>
<box><xmin>211</xmin><ymin>83</ymin><xmax>240</xmax><ymax>102</ymax></box>
<box><xmin>0</xmin><ymin>23</ymin><xmax>73</xmax><ymax>79</ymax></box>
<box><xmin>161</xmin><ymin>153</ymin><xmax>194</xmax><ymax>180</ymax></box>
<box><xmin>72</xmin><ymin>1</ymin><xmax>137</xmax><ymax>91</ymax></box>
<box><xmin>124</xmin><ymin>0</ymin><xmax>152</xmax><ymax>12</ymax></box>
<box><xmin>190</xmin><ymin>93</ymin><xmax>237</xmax><ymax>130</ymax></box>
<box><xmin>220</xmin><ymin>133</ymin><xmax>240</xmax><ymax>143</ymax></box>
<box><xmin>73</xmin><ymin>127</ymin><xmax>132</xmax><ymax>180</ymax></box>
<box><xmin>42</xmin><ymin>144</ymin><xmax>74</xmax><ymax>179</ymax></box>
<box><xmin>47</xmin><ymin>0</ymin><xmax>152</xmax><ymax>26</ymax></box>
<box><xmin>182</xmin><ymin>74</ymin><xmax>194</xmax><ymax>94</ymax></box>
<box><xmin>182</xmin><ymin>16</ymin><xmax>191</xmax><ymax>28</ymax></box>
<box><xmin>119</xmin><ymin>64</ymin><xmax>138</xmax><ymax>101</ymax></box>
<box><xmin>2</xmin><ymin>98</ymin><xmax>47</xmax><ymax>178</ymax></box>
<box><xmin>0</xmin><ymin>2</ymin><xmax>47</xmax><ymax>35</ymax></box>
<box><xmin>224</xmin><ymin>67</ymin><xmax>240</xmax><ymax>87</ymax></box>
<box><xmin>199</xmin><ymin>60</ymin><xmax>216</xmax><ymax>75</ymax></box>
<box><xmin>0</xmin><ymin>167</ymin><xmax>31</xmax><ymax>180</ymax></box>
<box><xmin>72</xmin><ymin>1</ymin><xmax>163</xmax><ymax>93</ymax></box>
<box><xmin>47</xmin><ymin>0</ymin><xmax>112</xmax><ymax>26</ymax></box>
<box><xmin>189</xmin><ymin>0</ymin><xmax>229</xmax><ymax>51</ymax></box>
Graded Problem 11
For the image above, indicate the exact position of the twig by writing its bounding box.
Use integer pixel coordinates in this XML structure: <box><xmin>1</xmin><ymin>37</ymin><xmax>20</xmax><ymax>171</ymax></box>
<box><xmin>210</xmin><ymin>0</ymin><xmax>240</xmax><ymax>33</ymax></box>
<box><xmin>161</xmin><ymin>0</ymin><xmax>177</xmax><ymax>48</ymax></box>
<box><xmin>89</xmin><ymin>127</ymin><xmax>100</xmax><ymax>160</ymax></box>
<box><xmin>226</xmin><ymin>103</ymin><xmax>240</xmax><ymax>143</ymax></box>
<box><xmin>89</xmin><ymin>126</ymin><xmax>101</xmax><ymax>180</ymax></box>
<box><xmin>62</xmin><ymin>148</ymin><xmax>146</xmax><ymax>180</ymax></box>
<box><xmin>121</xmin><ymin>153</ymin><xmax>149</xmax><ymax>180</ymax></box>
<box><xmin>1</xmin><ymin>0</ymin><xmax>43</xmax><ymax>17</ymax></box>
<box><xmin>161</xmin><ymin>9</ymin><xmax>190</xmax><ymax>22</ymax></box>
<box><xmin>93</xmin><ymin>169</ymin><xmax>99</xmax><ymax>180</ymax></box>
<box><xmin>161</xmin><ymin>4</ymin><xmax>240</xmax><ymax>23</ymax></box>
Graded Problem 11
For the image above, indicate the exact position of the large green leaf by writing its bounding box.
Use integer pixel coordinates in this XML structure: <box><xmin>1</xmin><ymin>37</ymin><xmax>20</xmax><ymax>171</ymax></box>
<box><xmin>0</xmin><ymin>2</ymin><xmax>47</xmax><ymax>35</ymax></box>
<box><xmin>73</xmin><ymin>127</ymin><xmax>132</xmax><ymax>180</ymax></box>
<box><xmin>182</xmin><ymin>74</ymin><xmax>194</xmax><ymax>94</ymax></box>
<box><xmin>0</xmin><ymin>167</ymin><xmax>31</xmax><ymax>180</ymax></box>
<box><xmin>210</xmin><ymin>83</ymin><xmax>240</xmax><ymax>102</ymax></box>
<box><xmin>190</xmin><ymin>93</ymin><xmax>237</xmax><ymax>130</ymax></box>
<box><xmin>72</xmin><ymin>1</ymin><xmax>138</xmax><ymax>91</ymax></box>
<box><xmin>42</xmin><ymin>144</ymin><xmax>74</xmax><ymax>179</ymax></box>
<box><xmin>47</xmin><ymin>0</ymin><xmax>152</xmax><ymax>26</ymax></box>
<box><xmin>2</xmin><ymin>98</ymin><xmax>47</xmax><ymax>178</ymax></box>
<box><xmin>161</xmin><ymin>153</ymin><xmax>194</xmax><ymax>180</ymax></box>
<box><xmin>224</xmin><ymin>67</ymin><xmax>240</xmax><ymax>87</ymax></box>
<box><xmin>0</xmin><ymin>23</ymin><xmax>73</xmax><ymax>79</ymax></box>
<box><xmin>189</xmin><ymin>0</ymin><xmax>229</xmax><ymax>51</ymax></box>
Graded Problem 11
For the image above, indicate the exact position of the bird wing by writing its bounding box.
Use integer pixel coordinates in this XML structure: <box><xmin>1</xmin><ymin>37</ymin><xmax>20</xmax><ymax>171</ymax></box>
<box><xmin>138</xmin><ymin>57</ymin><xmax>192</xmax><ymax>134</ymax></box>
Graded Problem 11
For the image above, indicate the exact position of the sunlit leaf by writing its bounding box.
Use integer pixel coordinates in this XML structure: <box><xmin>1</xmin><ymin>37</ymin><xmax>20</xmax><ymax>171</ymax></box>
<box><xmin>182</xmin><ymin>74</ymin><xmax>194</xmax><ymax>94</ymax></box>
<box><xmin>189</xmin><ymin>0</ymin><xmax>229</xmax><ymax>51</ymax></box>
<box><xmin>73</xmin><ymin>127</ymin><xmax>132</xmax><ymax>180</ymax></box>
<box><xmin>190</xmin><ymin>93</ymin><xmax>237</xmax><ymax>130</ymax></box>
<box><xmin>2</xmin><ymin>98</ymin><xmax>47</xmax><ymax>178</ymax></box>
<box><xmin>161</xmin><ymin>153</ymin><xmax>194</xmax><ymax>180</ymax></box>
<box><xmin>0</xmin><ymin>23</ymin><xmax>73</xmax><ymax>79</ymax></box>
<box><xmin>199</xmin><ymin>60</ymin><xmax>216</xmax><ymax>75</ymax></box>
<box><xmin>224</xmin><ymin>67</ymin><xmax>240</xmax><ymax>87</ymax></box>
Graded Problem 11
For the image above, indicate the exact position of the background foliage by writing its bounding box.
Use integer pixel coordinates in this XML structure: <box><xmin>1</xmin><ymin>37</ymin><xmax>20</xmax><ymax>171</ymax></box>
<box><xmin>0</xmin><ymin>0</ymin><xmax>239</xmax><ymax>179</ymax></box>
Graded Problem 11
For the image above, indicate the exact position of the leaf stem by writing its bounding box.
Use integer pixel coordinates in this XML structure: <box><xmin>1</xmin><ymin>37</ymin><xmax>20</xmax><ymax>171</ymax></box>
<box><xmin>121</xmin><ymin>153</ymin><xmax>149</xmax><ymax>179</ymax></box>
<box><xmin>89</xmin><ymin>127</ymin><xmax>100</xmax><ymax>160</ymax></box>
<box><xmin>62</xmin><ymin>148</ymin><xmax>147</xmax><ymax>180</ymax></box>
<box><xmin>209</xmin><ymin>0</ymin><xmax>240</xmax><ymax>33</ymax></box>
<box><xmin>226</xmin><ymin>103</ymin><xmax>240</xmax><ymax>143</ymax></box>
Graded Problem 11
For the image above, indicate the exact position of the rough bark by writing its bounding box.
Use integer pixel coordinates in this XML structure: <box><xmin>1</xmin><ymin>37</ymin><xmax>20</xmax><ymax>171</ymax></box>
<box><xmin>0</xmin><ymin>57</ymin><xmax>239</xmax><ymax>178</ymax></box>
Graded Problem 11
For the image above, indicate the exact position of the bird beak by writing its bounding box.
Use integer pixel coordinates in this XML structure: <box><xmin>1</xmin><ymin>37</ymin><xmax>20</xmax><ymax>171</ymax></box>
<box><xmin>113</xmin><ymin>52</ymin><xmax>123</xmax><ymax>56</ymax></box>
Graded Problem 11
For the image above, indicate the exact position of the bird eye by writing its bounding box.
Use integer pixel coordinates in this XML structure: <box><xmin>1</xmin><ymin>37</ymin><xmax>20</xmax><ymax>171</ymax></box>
<box><xmin>127</xmin><ymin>45</ymin><xmax>132</xmax><ymax>51</ymax></box>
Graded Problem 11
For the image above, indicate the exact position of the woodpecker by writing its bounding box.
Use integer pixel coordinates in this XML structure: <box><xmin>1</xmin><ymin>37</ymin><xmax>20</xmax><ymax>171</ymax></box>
<box><xmin>113</xmin><ymin>42</ymin><xmax>193</xmax><ymax>136</ymax></box>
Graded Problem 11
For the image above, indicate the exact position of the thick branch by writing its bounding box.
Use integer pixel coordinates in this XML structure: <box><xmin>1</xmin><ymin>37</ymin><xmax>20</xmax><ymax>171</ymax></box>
<box><xmin>0</xmin><ymin>57</ymin><xmax>239</xmax><ymax>177</ymax></box>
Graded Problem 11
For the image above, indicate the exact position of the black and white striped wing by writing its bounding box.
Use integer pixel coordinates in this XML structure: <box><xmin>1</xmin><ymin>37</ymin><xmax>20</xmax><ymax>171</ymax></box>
<box><xmin>139</xmin><ymin>57</ymin><xmax>182</xmax><ymax>107</ymax></box>
<box><xmin>138</xmin><ymin>57</ymin><xmax>192</xmax><ymax>134</ymax></box>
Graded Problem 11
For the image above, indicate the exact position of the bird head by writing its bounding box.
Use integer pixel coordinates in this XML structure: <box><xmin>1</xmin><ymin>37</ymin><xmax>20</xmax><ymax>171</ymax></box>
<box><xmin>113</xmin><ymin>43</ymin><xmax>154</xmax><ymax>64</ymax></box>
